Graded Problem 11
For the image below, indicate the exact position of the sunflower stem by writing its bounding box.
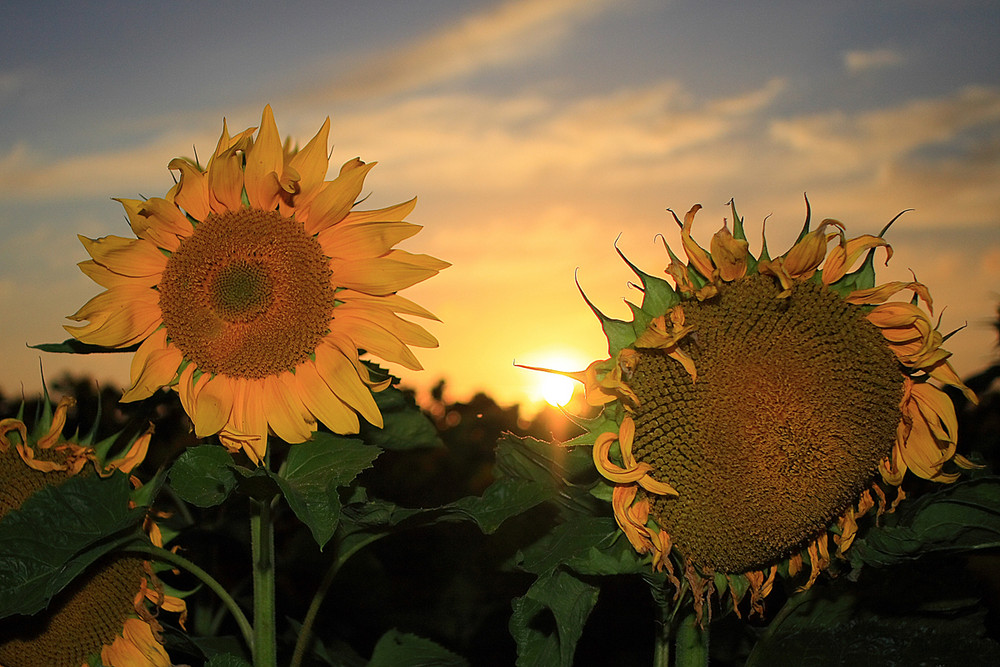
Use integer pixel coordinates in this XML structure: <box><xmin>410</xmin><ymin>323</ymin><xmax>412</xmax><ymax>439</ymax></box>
<box><xmin>672</xmin><ymin>610</ymin><xmax>709</xmax><ymax>667</ymax></box>
<box><xmin>126</xmin><ymin>542</ymin><xmax>254</xmax><ymax>653</ymax></box>
<box><xmin>251</xmin><ymin>493</ymin><xmax>278</xmax><ymax>667</ymax></box>
<box><xmin>289</xmin><ymin>530</ymin><xmax>387</xmax><ymax>667</ymax></box>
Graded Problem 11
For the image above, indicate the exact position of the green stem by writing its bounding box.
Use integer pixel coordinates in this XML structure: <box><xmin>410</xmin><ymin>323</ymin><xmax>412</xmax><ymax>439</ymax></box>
<box><xmin>673</xmin><ymin>610</ymin><xmax>709</xmax><ymax>667</ymax></box>
<box><xmin>289</xmin><ymin>531</ymin><xmax>386</xmax><ymax>667</ymax></box>
<box><xmin>126</xmin><ymin>542</ymin><xmax>254</xmax><ymax>652</ymax></box>
<box><xmin>251</xmin><ymin>495</ymin><xmax>277</xmax><ymax>667</ymax></box>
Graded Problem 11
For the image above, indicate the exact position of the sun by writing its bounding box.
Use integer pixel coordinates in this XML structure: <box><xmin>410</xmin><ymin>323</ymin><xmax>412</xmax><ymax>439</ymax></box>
<box><xmin>540</xmin><ymin>373</ymin><xmax>575</xmax><ymax>407</ymax></box>
<box><xmin>520</xmin><ymin>350</ymin><xmax>588</xmax><ymax>408</ymax></box>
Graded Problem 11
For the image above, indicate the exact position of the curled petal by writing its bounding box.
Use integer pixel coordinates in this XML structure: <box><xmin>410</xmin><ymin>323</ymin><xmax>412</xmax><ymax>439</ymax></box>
<box><xmin>823</xmin><ymin>233</ymin><xmax>892</xmax><ymax>285</ymax></box>
<box><xmin>710</xmin><ymin>221</ymin><xmax>748</xmax><ymax>282</ymax></box>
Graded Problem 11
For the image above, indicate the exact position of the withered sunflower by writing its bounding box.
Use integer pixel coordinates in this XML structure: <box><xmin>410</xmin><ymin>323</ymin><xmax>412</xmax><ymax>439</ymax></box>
<box><xmin>547</xmin><ymin>200</ymin><xmax>977</xmax><ymax>618</ymax></box>
<box><xmin>0</xmin><ymin>396</ymin><xmax>186</xmax><ymax>667</ymax></box>
<box><xmin>66</xmin><ymin>106</ymin><xmax>447</xmax><ymax>462</ymax></box>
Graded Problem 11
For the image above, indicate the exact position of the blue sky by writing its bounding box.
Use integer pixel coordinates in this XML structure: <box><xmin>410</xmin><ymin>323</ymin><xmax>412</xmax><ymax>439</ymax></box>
<box><xmin>2</xmin><ymin>0</ymin><xmax>998</xmax><ymax>408</ymax></box>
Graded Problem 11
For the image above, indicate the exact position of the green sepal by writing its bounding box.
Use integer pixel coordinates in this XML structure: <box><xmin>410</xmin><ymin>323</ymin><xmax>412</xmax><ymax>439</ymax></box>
<box><xmin>729</xmin><ymin>198</ymin><xmax>759</xmax><ymax>275</ymax></box>
<box><xmin>614</xmin><ymin>241</ymin><xmax>680</xmax><ymax>322</ymax></box>
<box><xmin>794</xmin><ymin>193</ymin><xmax>813</xmax><ymax>244</ymax></box>
<box><xmin>576</xmin><ymin>275</ymin><xmax>635</xmax><ymax>357</ymax></box>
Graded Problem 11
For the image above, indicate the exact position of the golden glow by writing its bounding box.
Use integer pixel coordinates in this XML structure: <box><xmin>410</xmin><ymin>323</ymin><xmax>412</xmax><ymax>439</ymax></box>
<box><xmin>521</xmin><ymin>349</ymin><xmax>589</xmax><ymax>408</ymax></box>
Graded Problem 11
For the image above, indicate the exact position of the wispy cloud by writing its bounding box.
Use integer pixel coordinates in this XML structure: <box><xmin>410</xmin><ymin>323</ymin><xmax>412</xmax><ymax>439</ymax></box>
<box><xmin>325</xmin><ymin>0</ymin><xmax>619</xmax><ymax>100</ymax></box>
<box><xmin>843</xmin><ymin>47</ymin><xmax>905</xmax><ymax>74</ymax></box>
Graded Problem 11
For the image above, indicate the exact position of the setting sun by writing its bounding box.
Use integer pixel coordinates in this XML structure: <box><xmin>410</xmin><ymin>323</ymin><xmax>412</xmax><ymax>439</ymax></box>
<box><xmin>518</xmin><ymin>350</ymin><xmax>589</xmax><ymax>409</ymax></box>
<box><xmin>540</xmin><ymin>373</ymin><xmax>575</xmax><ymax>407</ymax></box>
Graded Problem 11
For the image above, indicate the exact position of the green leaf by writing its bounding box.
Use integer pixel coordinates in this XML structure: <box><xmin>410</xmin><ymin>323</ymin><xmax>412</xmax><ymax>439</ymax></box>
<box><xmin>28</xmin><ymin>338</ymin><xmax>140</xmax><ymax>354</ymax></box>
<box><xmin>850</xmin><ymin>477</ymin><xmax>1000</xmax><ymax>568</ymax></box>
<box><xmin>362</xmin><ymin>385</ymin><xmax>442</xmax><ymax>451</ymax></box>
<box><xmin>275</xmin><ymin>434</ymin><xmax>381</xmax><ymax>549</ymax></box>
<box><xmin>0</xmin><ymin>472</ymin><xmax>145</xmax><ymax>618</ymax></box>
<box><xmin>510</xmin><ymin>569</ymin><xmax>599</xmax><ymax>667</ymax></box>
<box><xmin>446</xmin><ymin>478</ymin><xmax>554</xmax><ymax>534</ymax></box>
<box><xmin>205</xmin><ymin>655</ymin><xmax>254</xmax><ymax>667</ymax></box>
<box><xmin>168</xmin><ymin>445</ymin><xmax>238</xmax><ymax>508</ymax></box>
<box><xmin>367</xmin><ymin>629</ymin><xmax>468</xmax><ymax>667</ymax></box>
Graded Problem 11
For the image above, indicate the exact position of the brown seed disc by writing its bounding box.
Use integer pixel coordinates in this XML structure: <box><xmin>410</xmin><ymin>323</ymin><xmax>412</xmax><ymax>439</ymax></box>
<box><xmin>630</xmin><ymin>274</ymin><xmax>902</xmax><ymax>573</ymax></box>
<box><xmin>158</xmin><ymin>209</ymin><xmax>336</xmax><ymax>378</ymax></box>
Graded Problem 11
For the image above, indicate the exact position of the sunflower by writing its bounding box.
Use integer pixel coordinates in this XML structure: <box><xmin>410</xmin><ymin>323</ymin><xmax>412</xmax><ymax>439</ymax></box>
<box><xmin>0</xmin><ymin>395</ymin><xmax>186</xmax><ymax>667</ymax></box>
<box><xmin>65</xmin><ymin>105</ymin><xmax>447</xmax><ymax>462</ymax></box>
<box><xmin>547</xmin><ymin>200</ymin><xmax>977</xmax><ymax>619</ymax></box>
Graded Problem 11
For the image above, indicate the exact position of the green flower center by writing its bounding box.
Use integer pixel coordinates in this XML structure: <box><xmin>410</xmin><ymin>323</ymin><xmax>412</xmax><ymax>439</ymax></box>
<box><xmin>630</xmin><ymin>274</ymin><xmax>903</xmax><ymax>573</ymax></box>
<box><xmin>210</xmin><ymin>260</ymin><xmax>273</xmax><ymax>322</ymax></box>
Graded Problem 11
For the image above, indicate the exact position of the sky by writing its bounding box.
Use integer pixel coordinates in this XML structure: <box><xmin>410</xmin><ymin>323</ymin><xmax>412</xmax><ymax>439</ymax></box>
<box><xmin>1</xmin><ymin>0</ymin><xmax>998</xmax><ymax>413</ymax></box>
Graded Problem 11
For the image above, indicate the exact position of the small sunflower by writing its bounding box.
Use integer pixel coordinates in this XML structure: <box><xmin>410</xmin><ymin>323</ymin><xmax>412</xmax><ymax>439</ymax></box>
<box><xmin>0</xmin><ymin>395</ymin><xmax>186</xmax><ymax>667</ymax></box>
<box><xmin>66</xmin><ymin>105</ymin><xmax>447</xmax><ymax>462</ymax></box>
<box><xmin>543</xmin><ymin>200</ymin><xmax>977</xmax><ymax>618</ymax></box>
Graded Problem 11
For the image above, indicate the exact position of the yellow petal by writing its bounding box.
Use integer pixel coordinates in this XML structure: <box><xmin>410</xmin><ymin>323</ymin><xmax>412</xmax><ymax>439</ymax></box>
<box><xmin>78</xmin><ymin>259</ymin><xmax>159</xmax><ymax>289</ymax></box>
<box><xmin>262</xmin><ymin>373</ymin><xmax>315</xmax><ymax>443</ymax></box>
<box><xmin>339</xmin><ymin>198</ymin><xmax>418</xmax><ymax>225</ymax></box>
<box><xmin>302</xmin><ymin>158</ymin><xmax>377</xmax><ymax>234</ymax></box>
<box><xmin>208</xmin><ymin>151</ymin><xmax>245</xmax><ymax>213</ymax></box>
<box><xmin>336</xmin><ymin>290</ymin><xmax>440</xmax><ymax>321</ymax></box>
<box><xmin>168</xmin><ymin>157</ymin><xmax>211</xmax><ymax>221</ymax></box>
<box><xmin>192</xmin><ymin>374</ymin><xmax>235</xmax><ymax>437</ymax></box>
<box><xmin>244</xmin><ymin>105</ymin><xmax>284</xmax><ymax>211</ymax></box>
<box><xmin>782</xmin><ymin>219</ymin><xmax>841</xmax><ymax>278</ymax></box>
<box><xmin>285</xmin><ymin>116</ymin><xmax>331</xmax><ymax>207</ymax></box>
<box><xmin>709</xmin><ymin>221</ymin><xmax>748</xmax><ymax>282</ymax></box>
<box><xmin>79</xmin><ymin>235</ymin><xmax>168</xmax><ymax>278</ymax></box>
<box><xmin>677</xmin><ymin>204</ymin><xmax>716</xmax><ymax>281</ymax></box>
<box><xmin>292</xmin><ymin>361</ymin><xmax>361</xmax><ymax>434</ymax></box>
<box><xmin>337</xmin><ymin>317</ymin><xmax>424</xmax><ymax>369</ymax></box>
<box><xmin>317</xmin><ymin>221</ymin><xmax>423</xmax><ymax>260</ymax></box>
<box><xmin>334</xmin><ymin>307</ymin><xmax>438</xmax><ymax>349</ymax></box>
<box><xmin>314</xmin><ymin>340</ymin><xmax>383</xmax><ymax>427</ymax></box>
<box><xmin>65</xmin><ymin>286</ymin><xmax>162</xmax><ymax>347</ymax></box>
<box><xmin>332</xmin><ymin>251</ymin><xmax>448</xmax><ymax>295</ymax></box>
<box><xmin>822</xmin><ymin>234</ymin><xmax>892</xmax><ymax>285</ymax></box>
<box><xmin>123</xmin><ymin>329</ymin><xmax>182</xmax><ymax>402</ymax></box>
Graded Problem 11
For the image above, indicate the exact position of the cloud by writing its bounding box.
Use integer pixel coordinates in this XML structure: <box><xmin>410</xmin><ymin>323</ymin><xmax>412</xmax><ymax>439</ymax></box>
<box><xmin>843</xmin><ymin>48</ymin><xmax>905</xmax><ymax>74</ymax></box>
<box><xmin>324</xmin><ymin>0</ymin><xmax>619</xmax><ymax>100</ymax></box>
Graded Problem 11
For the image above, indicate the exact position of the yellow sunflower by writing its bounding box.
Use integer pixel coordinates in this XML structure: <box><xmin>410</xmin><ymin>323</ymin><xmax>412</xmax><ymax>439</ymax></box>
<box><xmin>548</xmin><ymin>200</ymin><xmax>977</xmax><ymax>619</ymax></box>
<box><xmin>65</xmin><ymin>105</ymin><xmax>447</xmax><ymax>463</ymax></box>
<box><xmin>0</xmin><ymin>396</ymin><xmax>186</xmax><ymax>667</ymax></box>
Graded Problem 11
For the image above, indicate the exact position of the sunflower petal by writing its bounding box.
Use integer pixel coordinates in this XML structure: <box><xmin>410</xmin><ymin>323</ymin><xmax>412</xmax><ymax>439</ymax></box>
<box><xmin>302</xmin><ymin>158</ymin><xmax>377</xmax><ymax>234</ymax></box>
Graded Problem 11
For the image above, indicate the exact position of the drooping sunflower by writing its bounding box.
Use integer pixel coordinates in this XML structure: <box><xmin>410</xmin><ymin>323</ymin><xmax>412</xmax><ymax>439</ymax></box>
<box><xmin>0</xmin><ymin>395</ymin><xmax>186</xmax><ymax>667</ymax></box>
<box><xmin>65</xmin><ymin>105</ymin><xmax>447</xmax><ymax>462</ymax></box>
<box><xmin>548</xmin><ymin>200</ymin><xmax>977</xmax><ymax>618</ymax></box>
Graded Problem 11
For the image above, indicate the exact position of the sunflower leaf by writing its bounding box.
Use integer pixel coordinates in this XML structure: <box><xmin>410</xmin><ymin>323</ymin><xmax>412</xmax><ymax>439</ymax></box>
<box><xmin>361</xmin><ymin>384</ymin><xmax>442</xmax><ymax>451</ymax></box>
<box><xmin>368</xmin><ymin>629</ymin><xmax>469</xmax><ymax>667</ymax></box>
<box><xmin>511</xmin><ymin>516</ymin><xmax>644</xmax><ymax>576</ymax></box>
<box><xmin>0</xmin><ymin>472</ymin><xmax>144</xmax><ymax>618</ymax></box>
<box><xmin>275</xmin><ymin>433</ymin><xmax>382</xmax><ymax>549</ymax></box>
<box><xmin>850</xmin><ymin>477</ymin><xmax>1000</xmax><ymax>568</ymax></box>
<box><xmin>168</xmin><ymin>445</ymin><xmax>239</xmax><ymax>508</ymax></box>
<box><xmin>27</xmin><ymin>338</ymin><xmax>140</xmax><ymax>354</ymax></box>
<box><xmin>510</xmin><ymin>568</ymin><xmax>599</xmax><ymax>667</ymax></box>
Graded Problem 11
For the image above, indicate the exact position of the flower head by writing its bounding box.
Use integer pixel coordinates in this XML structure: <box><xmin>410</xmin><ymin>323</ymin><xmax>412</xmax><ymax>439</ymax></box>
<box><xmin>547</xmin><ymin>200</ymin><xmax>976</xmax><ymax>618</ymax></box>
<box><xmin>66</xmin><ymin>106</ymin><xmax>447</xmax><ymax>462</ymax></box>
<box><xmin>0</xmin><ymin>395</ymin><xmax>185</xmax><ymax>667</ymax></box>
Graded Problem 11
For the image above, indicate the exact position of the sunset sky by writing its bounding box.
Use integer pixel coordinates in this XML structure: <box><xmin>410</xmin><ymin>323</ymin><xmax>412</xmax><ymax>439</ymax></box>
<box><xmin>1</xmin><ymin>0</ymin><xmax>998</xmax><ymax>413</ymax></box>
